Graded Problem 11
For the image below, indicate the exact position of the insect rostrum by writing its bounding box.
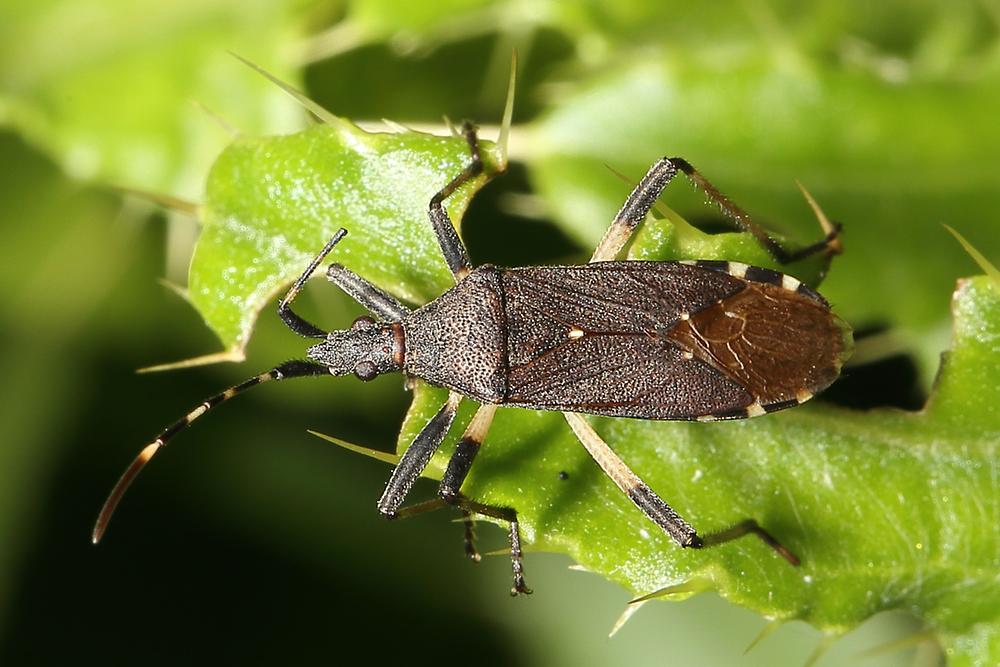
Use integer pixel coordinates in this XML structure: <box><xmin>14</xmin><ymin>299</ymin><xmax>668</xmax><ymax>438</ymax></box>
<box><xmin>94</xmin><ymin>122</ymin><xmax>851</xmax><ymax>596</ymax></box>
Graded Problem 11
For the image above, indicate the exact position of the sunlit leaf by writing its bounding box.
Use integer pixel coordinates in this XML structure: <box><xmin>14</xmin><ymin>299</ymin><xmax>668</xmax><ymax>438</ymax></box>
<box><xmin>193</xmin><ymin>121</ymin><xmax>502</xmax><ymax>351</ymax></box>
<box><xmin>194</xmin><ymin>118</ymin><xmax>1000</xmax><ymax>665</ymax></box>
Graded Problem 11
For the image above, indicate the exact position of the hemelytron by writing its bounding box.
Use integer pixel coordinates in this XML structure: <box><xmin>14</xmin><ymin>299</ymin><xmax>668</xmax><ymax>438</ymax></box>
<box><xmin>94</xmin><ymin>122</ymin><xmax>850</xmax><ymax>595</ymax></box>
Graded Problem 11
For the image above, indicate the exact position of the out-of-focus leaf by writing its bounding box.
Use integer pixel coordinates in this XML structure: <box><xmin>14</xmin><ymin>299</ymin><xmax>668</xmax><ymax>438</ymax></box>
<box><xmin>0</xmin><ymin>133</ymin><xmax>126</xmax><ymax>632</ymax></box>
<box><xmin>0</xmin><ymin>0</ymin><xmax>311</xmax><ymax>193</ymax></box>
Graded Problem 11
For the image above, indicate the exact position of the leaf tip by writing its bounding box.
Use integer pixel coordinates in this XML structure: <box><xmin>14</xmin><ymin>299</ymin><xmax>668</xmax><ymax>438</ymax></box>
<box><xmin>802</xmin><ymin>633</ymin><xmax>836</xmax><ymax>667</ymax></box>
<box><xmin>307</xmin><ymin>430</ymin><xmax>400</xmax><ymax>465</ymax></box>
<box><xmin>856</xmin><ymin>628</ymin><xmax>936</xmax><ymax>661</ymax></box>
<box><xmin>156</xmin><ymin>278</ymin><xmax>191</xmax><ymax>303</ymax></box>
<box><xmin>190</xmin><ymin>99</ymin><xmax>240</xmax><ymax>138</ymax></box>
<box><xmin>113</xmin><ymin>185</ymin><xmax>200</xmax><ymax>217</ymax></box>
<box><xmin>744</xmin><ymin>618</ymin><xmax>783</xmax><ymax>655</ymax></box>
<box><xmin>609</xmin><ymin>600</ymin><xmax>646</xmax><ymax>638</ymax></box>
<box><xmin>498</xmin><ymin>50</ymin><xmax>518</xmax><ymax>168</ymax></box>
<box><xmin>943</xmin><ymin>224</ymin><xmax>1000</xmax><ymax>290</ymax></box>
<box><xmin>628</xmin><ymin>576</ymin><xmax>713</xmax><ymax>604</ymax></box>
<box><xmin>229</xmin><ymin>52</ymin><xmax>349</xmax><ymax>130</ymax></box>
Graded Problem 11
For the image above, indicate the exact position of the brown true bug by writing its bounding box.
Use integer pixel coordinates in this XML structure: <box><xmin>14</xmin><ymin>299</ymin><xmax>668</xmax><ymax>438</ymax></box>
<box><xmin>94</xmin><ymin>122</ymin><xmax>851</xmax><ymax>596</ymax></box>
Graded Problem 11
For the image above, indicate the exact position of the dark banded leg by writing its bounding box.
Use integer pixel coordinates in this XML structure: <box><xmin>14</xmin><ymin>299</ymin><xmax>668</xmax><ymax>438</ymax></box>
<box><xmin>449</xmin><ymin>496</ymin><xmax>531</xmax><ymax>596</ymax></box>
<box><xmin>591</xmin><ymin>157</ymin><xmax>841</xmax><ymax>264</ymax></box>
<box><xmin>700</xmin><ymin>519</ymin><xmax>799</xmax><ymax>565</ymax></box>
<box><xmin>592</xmin><ymin>158</ymin><xmax>679</xmax><ymax>262</ymax></box>
<box><xmin>326</xmin><ymin>263</ymin><xmax>410</xmax><ymax>321</ymax></box>
<box><xmin>428</xmin><ymin>121</ymin><xmax>482</xmax><ymax>281</ymax></box>
<box><xmin>460</xmin><ymin>510</ymin><xmax>480</xmax><ymax>562</ymax></box>
<box><xmin>377</xmin><ymin>391</ymin><xmax>462</xmax><ymax>517</ymax></box>
<box><xmin>393</xmin><ymin>403</ymin><xmax>531</xmax><ymax>594</ymax></box>
<box><xmin>279</xmin><ymin>228</ymin><xmax>349</xmax><ymax>338</ymax></box>
<box><xmin>438</xmin><ymin>405</ymin><xmax>496</xmax><ymax>564</ymax></box>
<box><xmin>438</xmin><ymin>404</ymin><xmax>497</xmax><ymax>501</ymax></box>
<box><xmin>669</xmin><ymin>157</ymin><xmax>841</xmax><ymax>264</ymax></box>
<box><xmin>563</xmin><ymin>412</ymin><xmax>797</xmax><ymax>564</ymax></box>
<box><xmin>391</xmin><ymin>498</ymin><xmax>481</xmax><ymax>564</ymax></box>
<box><xmin>92</xmin><ymin>359</ymin><xmax>331</xmax><ymax>543</ymax></box>
<box><xmin>563</xmin><ymin>412</ymin><xmax>697</xmax><ymax>545</ymax></box>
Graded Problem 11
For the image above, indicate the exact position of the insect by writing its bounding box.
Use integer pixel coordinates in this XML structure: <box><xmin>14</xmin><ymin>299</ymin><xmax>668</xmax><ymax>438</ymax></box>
<box><xmin>94</xmin><ymin>122</ymin><xmax>851</xmax><ymax>596</ymax></box>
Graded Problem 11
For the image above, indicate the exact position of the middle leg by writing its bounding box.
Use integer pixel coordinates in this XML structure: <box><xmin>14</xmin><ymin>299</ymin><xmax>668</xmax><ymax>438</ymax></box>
<box><xmin>377</xmin><ymin>391</ymin><xmax>462</xmax><ymax>517</ymax></box>
<box><xmin>438</xmin><ymin>403</ymin><xmax>532</xmax><ymax>595</ymax></box>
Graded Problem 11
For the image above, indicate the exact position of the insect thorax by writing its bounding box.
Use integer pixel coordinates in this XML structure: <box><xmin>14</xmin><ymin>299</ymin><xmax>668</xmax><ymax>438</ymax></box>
<box><xmin>402</xmin><ymin>267</ymin><xmax>507</xmax><ymax>402</ymax></box>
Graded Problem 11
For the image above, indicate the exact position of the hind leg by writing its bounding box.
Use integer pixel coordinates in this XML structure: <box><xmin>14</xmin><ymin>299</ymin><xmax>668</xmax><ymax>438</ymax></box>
<box><xmin>591</xmin><ymin>157</ymin><xmax>841</xmax><ymax>263</ymax></box>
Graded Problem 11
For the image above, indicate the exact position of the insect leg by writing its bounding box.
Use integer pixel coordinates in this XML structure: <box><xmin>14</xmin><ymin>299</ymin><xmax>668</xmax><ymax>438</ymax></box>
<box><xmin>460</xmin><ymin>510</ymin><xmax>479</xmax><ymax>562</ymax></box>
<box><xmin>392</xmin><ymin>505</ymin><xmax>481</xmax><ymax>564</ymax></box>
<box><xmin>593</xmin><ymin>158</ymin><xmax>842</xmax><ymax>264</ymax></box>
<box><xmin>279</xmin><ymin>229</ymin><xmax>349</xmax><ymax>338</ymax></box>
<box><xmin>394</xmin><ymin>490</ymin><xmax>532</xmax><ymax>596</ymax></box>
<box><xmin>438</xmin><ymin>404</ymin><xmax>496</xmax><ymax>562</ymax></box>
<box><xmin>326</xmin><ymin>263</ymin><xmax>411</xmax><ymax>321</ymax></box>
<box><xmin>377</xmin><ymin>391</ymin><xmax>462</xmax><ymax>517</ymax></box>
<box><xmin>449</xmin><ymin>496</ymin><xmax>531</xmax><ymax>596</ymax></box>
<box><xmin>392</xmin><ymin>403</ymin><xmax>531</xmax><ymax>594</ymax></box>
<box><xmin>92</xmin><ymin>359</ymin><xmax>331</xmax><ymax>543</ymax></box>
<box><xmin>699</xmin><ymin>520</ymin><xmax>800</xmax><ymax>565</ymax></box>
<box><xmin>591</xmin><ymin>158</ymin><xmax>680</xmax><ymax>262</ymax></box>
<box><xmin>563</xmin><ymin>412</ymin><xmax>697</xmax><ymax>545</ymax></box>
<box><xmin>438</xmin><ymin>404</ymin><xmax>497</xmax><ymax>501</ymax></box>
<box><xmin>667</xmin><ymin>157</ymin><xmax>842</xmax><ymax>264</ymax></box>
<box><xmin>428</xmin><ymin>121</ymin><xmax>482</xmax><ymax>281</ymax></box>
<box><xmin>563</xmin><ymin>412</ymin><xmax>798</xmax><ymax>564</ymax></box>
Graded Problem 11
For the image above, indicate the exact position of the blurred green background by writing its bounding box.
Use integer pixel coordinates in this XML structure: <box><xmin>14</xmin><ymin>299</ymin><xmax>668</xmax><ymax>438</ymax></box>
<box><xmin>2</xmin><ymin>1</ymin><xmax>998</xmax><ymax>664</ymax></box>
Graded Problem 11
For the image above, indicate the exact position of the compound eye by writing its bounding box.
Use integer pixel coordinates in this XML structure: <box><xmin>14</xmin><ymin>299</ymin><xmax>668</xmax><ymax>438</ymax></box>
<box><xmin>352</xmin><ymin>316</ymin><xmax>376</xmax><ymax>331</ymax></box>
<box><xmin>354</xmin><ymin>360</ymin><xmax>378</xmax><ymax>381</ymax></box>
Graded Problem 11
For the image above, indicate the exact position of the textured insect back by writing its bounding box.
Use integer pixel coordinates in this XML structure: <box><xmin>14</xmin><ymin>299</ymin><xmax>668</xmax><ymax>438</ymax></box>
<box><xmin>499</xmin><ymin>261</ymin><xmax>850</xmax><ymax>421</ymax></box>
<box><xmin>401</xmin><ymin>267</ymin><xmax>507</xmax><ymax>402</ymax></box>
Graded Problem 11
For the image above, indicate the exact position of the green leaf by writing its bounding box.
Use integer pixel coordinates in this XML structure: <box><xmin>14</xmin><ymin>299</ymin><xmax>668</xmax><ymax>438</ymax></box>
<box><xmin>193</xmin><ymin>121</ymin><xmax>503</xmax><ymax>353</ymax></box>
<box><xmin>182</xmin><ymin>114</ymin><xmax>997</xmax><ymax>664</ymax></box>
<box><xmin>398</xmin><ymin>275</ymin><xmax>999</xmax><ymax>665</ymax></box>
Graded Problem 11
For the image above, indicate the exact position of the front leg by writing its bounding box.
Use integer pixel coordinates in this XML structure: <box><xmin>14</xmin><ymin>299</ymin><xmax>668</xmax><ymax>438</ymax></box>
<box><xmin>377</xmin><ymin>391</ymin><xmax>462</xmax><ymax>517</ymax></box>
<box><xmin>427</xmin><ymin>122</ymin><xmax>482</xmax><ymax>282</ymax></box>
<box><xmin>325</xmin><ymin>263</ymin><xmax>410</xmax><ymax>321</ymax></box>
<box><xmin>439</xmin><ymin>403</ymin><xmax>532</xmax><ymax>595</ymax></box>
<box><xmin>278</xmin><ymin>228</ymin><xmax>349</xmax><ymax>338</ymax></box>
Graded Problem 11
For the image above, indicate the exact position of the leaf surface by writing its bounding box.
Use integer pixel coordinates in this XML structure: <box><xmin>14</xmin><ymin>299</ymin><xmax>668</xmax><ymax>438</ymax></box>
<box><xmin>194</xmin><ymin>122</ymin><xmax>502</xmax><ymax>351</ymax></box>
<box><xmin>194</xmin><ymin>120</ymin><xmax>998</xmax><ymax>665</ymax></box>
